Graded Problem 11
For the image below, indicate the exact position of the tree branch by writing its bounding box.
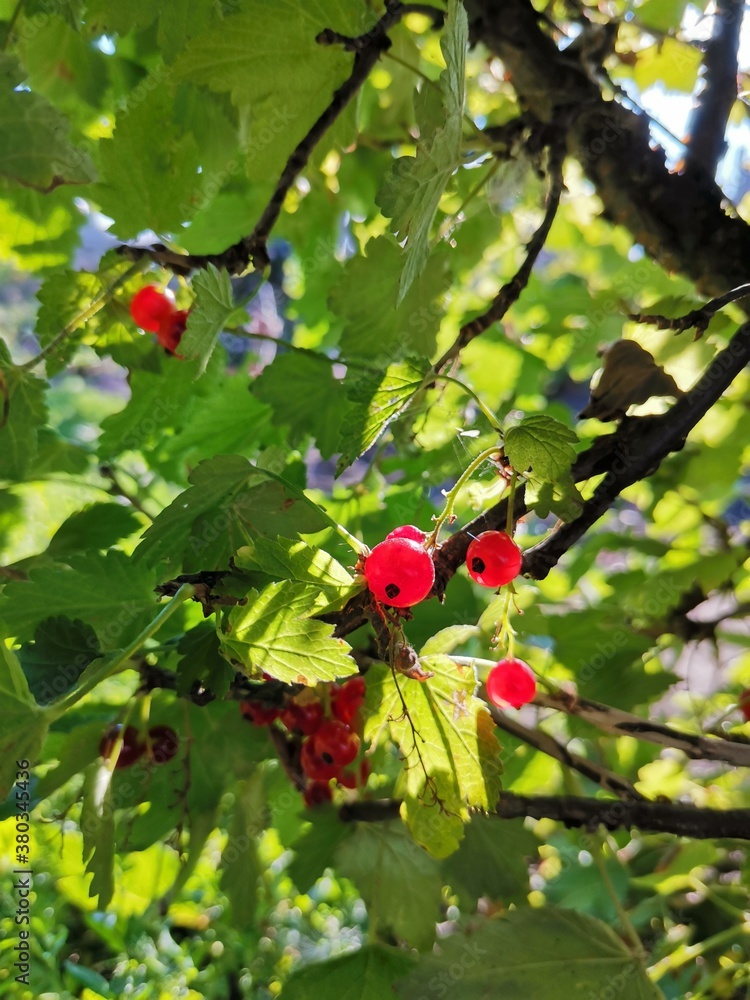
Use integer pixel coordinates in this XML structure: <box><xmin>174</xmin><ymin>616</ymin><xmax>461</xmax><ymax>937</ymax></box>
<box><xmin>629</xmin><ymin>282</ymin><xmax>750</xmax><ymax>336</ymax></box>
<box><xmin>521</xmin><ymin>318</ymin><xmax>750</xmax><ymax>580</ymax></box>
<box><xmin>489</xmin><ymin>704</ymin><xmax>645</xmax><ymax>799</ymax></box>
<box><xmin>117</xmin><ymin>4</ymin><xmax>410</xmax><ymax>275</ymax></box>
<box><xmin>684</xmin><ymin>0</ymin><xmax>744</xmax><ymax>176</ymax></box>
<box><xmin>471</xmin><ymin>0</ymin><xmax>750</xmax><ymax>298</ymax></box>
<box><xmin>536</xmin><ymin>690</ymin><xmax>750</xmax><ymax>768</ymax></box>
<box><xmin>340</xmin><ymin>793</ymin><xmax>750</xmax><ymax>840</ymax></box>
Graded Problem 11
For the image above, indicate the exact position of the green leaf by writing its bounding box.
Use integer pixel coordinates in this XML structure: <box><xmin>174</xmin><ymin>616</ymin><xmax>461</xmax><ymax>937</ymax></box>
<box><xmin>219</xmin><ymin>580</ymin><xmax>355</xmax><ymax>685</ymax></box>
<box><xmin>444</xmin><ymin>816</ymin><xmax>538</xmax><ymax>907</ymax></box>
<box><xmin>395</xmin><ymin>909</ymin><xmax>664</xmax><ymax>1000</ymax></box>
<box><xmin>234</xmin><ymin>536</ymin><xmax>355</xmax><ymax>599</ymax></box>
<box><xmin>282</xmin><ymin>944</ymin><xmax>417</xmax><ymax>999</ymax></box>
<box><xmin>0</xmin><ymin>53</ymin><xmax>95</xmax><ymax>191</ymax></box>
<box><xmin>220</xmin><ymin>775</ymin><xmax>263</xmax><ymax>927</ymax></box>
<box><xmin>525</xmin><ymin>471</ymin><xmax>584</xmax><ymax>522</ymax></box>
<box><xmin>134</xmin><ymin>455</ymin><xmax>330</xmax><ymax>572</ymax></box>
<box><xmin>337</xmin><ymin>358</ymin><xmax>427</xmax><ymax>475</ymax></box>
<box><xmin>336</xmin><ymin>823</ymin><xmax>442</xmax><ymax>950</ymax></box>
<box><xmin>47</xmin><ymin>503</ymin><xmax>141</xmax><ymax>557</ymax></box>
<box><xmin>173</xmin><ymin>0</ymin><xmax>360</xmax><ymax>184</ymax></box>
<box><xmin>0</xmin><ymin>360</ymin><xmax>47</xmax><ymax>480</ymax></box>
<box><xmin>330</xmin><ymin>236</ymin><xmax>450</xmax><ymax>360</ymax></box>
<box><xmin>179</xmin><ymin>264</ymin><xmax>235</xmax><ymax>374</ymax></box>
<box><xmin>18</xmin><ymin>616</ymin><xmax>101</xmax><ymax>706</ymax></box>
<box><xmin>376</xmin><ymin>0</ymin><xmax>467</xmax><ymax>301</ymax></box>
<box><xmin>504</xmin><ymin>414</ymin><xmax>578</xmax><ymax>481</ymax></box>
<box><xmin>420</xmin><ymin>624</ymin><xmax>479</xmax><ymax>656</ymax></box>
<box><xmin>80</xmin><ymin>759</ymin><xmax>116</xmax><ymax>907</ymax></box>
<box><xmin>288</xmin><ymin>807</ymin><xmax>354</xmax><ymax>892</ymax></box>
<box><xmin>364</xmin><ymin>655</ymin><xmax>503</xmax><ymax>857</ymax></box>
<box><xmin>0</xmin><ymin>643</ymin><xmax>49</xmax><ymax>799</ymax></box>
<box><xmin>0</xmin><ymin>550</ymin><xmax>159</xmax><ymax>650</ymax></box>
<box><xmin>176</xmin><ymin>622</ymin><xmax>235</xmax><ymax>700</ymax></box>
<box><xmin>251</xmin><ymin>351</ymin><xmax>347</xmax><ymax>459</ymax></box>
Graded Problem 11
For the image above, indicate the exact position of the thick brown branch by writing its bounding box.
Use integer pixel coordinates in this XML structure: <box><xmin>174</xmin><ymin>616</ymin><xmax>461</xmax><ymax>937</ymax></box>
<box><xmin>471</xmin><ymin>0</ymin><xmax>750</xmax><ymax>298</ymax></box>
<box><xmin>341</xmin><ymin>793</ymin><xmax>750</xmax><ymax>839</ymax></box>
<box><xmin>536</xmin><ymin>690</ymin><xmax>750</xmax><ymax>768</ymax></box>
<box><xmin>684</xmin><ymin>0</ymin><xmax>744</xmax><ymax>176</ymax></box>
<box><xmin>489</xmin><ymin>705</ymin><xmax>644</xmax><ymax>799</ymax></box>
<box><xmin>521</xmin><ymin>318</ymin><xmax>750</xmax><ymax>579</ymax></box>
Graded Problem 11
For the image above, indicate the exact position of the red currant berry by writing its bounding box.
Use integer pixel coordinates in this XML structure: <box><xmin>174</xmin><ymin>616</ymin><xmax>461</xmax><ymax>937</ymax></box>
<box><xmin>303</xmin><ymin>780</ymin><xmax>333</xmax><ymax>808</ymax></box>
<box><xmin>466</xmin><ymin>530</ymin><xmax>522</xmax><ymax>587</ymax></box>
<box><xmin>99</xmin><ymin>725</ymin><xmax>144</xmax><ymax>769</ymax></box>
<box><xmin>300</xmin><ymin>738</ymin><xmax>340</xmax><ymax>782</ymax></box>
<box><xmin>364</xmin><ymin>537</ymin><xmax>435</xmax><ymax>607</ymax></box>
<box><xmin>130</xmin><ymin>286</ymin><xmax>176</xmax><ymax>333</ymax></box>
<box><xmin>486</xmin><ymin>658</ymin><xmax>536</xmax><ymax>709</ymax></box>
<box><xmin>157</xmin><ymin>309</ymin><xmax>189</xmax><ymax>355</ymax></box>
<box><xmin>337</xmin><ymin>759</ymin><xmax>370</xmax><ymax>789</ymax></box>
<box><xmin>331</xmin><ymin>676</ymin><xmax>366</xmax><ymax>727</ymax></box>
<box><xmin>147</xmin><ymin>724</ymin><xmax>180</xmax><ymax>765</ymax></box>
<box><xmin>311</xmin><ymin>719</ymin><xmax>360</xmax><ymax>767</ymax></box>
<box><xmin>739</xmin><ymin>689</ymin><xmax>750</xmax><ymax>722</ymax></box>
<box><xmin>386</xmin><ymin>525</ymin><xmax>427</xmax><ymax>543</ymax></box>
<box><xmin>240</xmin><ymin>700</ymin><xmax>280</xmax><ymax>726</ymax></box>
<box><xmin>280</xmin><ymin>700</ymin><xmax>325</xmax><ymax>736</ymax></box>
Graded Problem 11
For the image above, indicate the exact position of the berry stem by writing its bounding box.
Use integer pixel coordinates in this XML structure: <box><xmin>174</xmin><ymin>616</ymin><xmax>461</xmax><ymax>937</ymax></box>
<box><xmin>45</xmin><ymin>583</ymin><xmax>195</xmax><ymax>720</ymax></box>
<box><xmin>20</xmin><ymin>262</ymin><xmax>145</xmax><ymax>372</ymax></box>
<box><xmin>427</xmin><ymin>445</ymin><xmax>503</xmax><ymax>547</ymax></box>
<box><xmin>505</xmin><ymin>471</ymin><xmax>519</xmax><ymax>536</ymax></box>
<box><xmin>435</xmin><ymin>374</ymin><xmax>504</xmax><ymax>433</ymax></box>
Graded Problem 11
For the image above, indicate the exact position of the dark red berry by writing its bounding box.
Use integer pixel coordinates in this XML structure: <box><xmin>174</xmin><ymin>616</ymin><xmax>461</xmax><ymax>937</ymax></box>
<box><xmin>465</xmin><ymin>531</ymin><xmax>522</xmax><ymax>587</ymax></box>
<box><xmin>130</xmin><ymin>286</ymin><xmax>176</xmax><ymax>333</ymax></box>
<box><xmin>386</xmin><ymin>525</ymin><xmax>427</xmax><ymax>543</ymax></box>
<box><xmin>240</xmin><ymin>700</ymin><xmax>280</xmax><ymax>726</ymax></box>
<box><xmin>303</xmin><ymin>780</ymin><xmax>333</xmax><ymax>808</ymax></box>
<box><xmin>331</xmin><ymin>676</ymin><xmax>366</xmax><ymax>727</ymax></box>
<box><xmin>281</xmin><ymin>700</ymin><xmax>325</xmax><ymax>736</ymax></box>
<box><xmin>147</xmin><ymin>724</ymin><xmax>180</xmax><ymax>765</ymax></box>
<box><xmin>364</xmin><ymin>537</ymin><xmax>435</xmax><ymax>607</ymax></box>
<box><xmin>739</xmin><ymin>689</ymin><xmax>750</xmax><ymax>722</ymax></box>
<box><xmin>337</xmin><ymin>759</ymin><xmax>370</xmax><ymax>789</ymax></box>
<box><xmin>300</xmin><ymin>739</ymin><xmax>340</xmax><ymax>782</ymax></box>
<box><xmin>311</xmin><ymin>720</ymin><xmax>360</xmax><ymax>767</ymax></box>
<box><xmin>157</xmin><ymin>308</ymin><xmax>189</xmax><ymax>355</ymax></box>
<box><xmin>486</xmin><ymin>658</ymin><xmax>536</xmax><ymax>709</ymax></box>
<box><xmin>99</xmin><ymin>725</ymin><xmax>144</xmax><ymax>769</ymax></box>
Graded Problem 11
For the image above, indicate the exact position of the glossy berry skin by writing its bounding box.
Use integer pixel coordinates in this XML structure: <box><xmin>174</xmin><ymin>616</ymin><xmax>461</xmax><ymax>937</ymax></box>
<box><xmin>739</xmin><ymin>689</ymin><xmax>750</xmax><ymax>722</ymax></box>
<box><xmin>281</xmin><ymin>700</ymin><xmax>325</xmax><ymax>736</ymax></box>
<box><xmin>300</xmin><ymin>739</ymin><xmax>340</xmax><ymax>782</ymax></box>
<box><xmin>486</xmin><ymin>658</ymin><xmax>536</xmax><ymax>709</ymax></box>
<box><xmin>130</xmin><ymin>286</ymin><xmax>176</xmax><ymax>333</ymax></box>
<box><xmin>331</xmin><ymin>676</ymin><xmax>366</xmax><ymax>727</ymax></box>
<box><xmin>386</xmin><ymin>525</ymin><xmax>427</xmax><ymax>544</ymax></box>
<box><xmin>364</xmin><ymin>537</ymin><xmax>435</xmax><ymax>607</ymax></box>
<box><xmin>148</xmin><ymin>725</ymin><xmax>180</xmax><ymax>765</ymax></box>
<box><xmin>157</xmin><ymin>309</ymin><xmax>188</xmax><ymax>355</ymax></box>
<box><xmin>311</xmin><ymin>720</ymin><xmax>360</xmax><ymax>767</ymax></box>
<box><xmin>303</xmin><ymin>780</ymin><xmax>333</xmax><ymax>808</ymax></box>
<box><xmin>99</xmin><ymin>725</ymin><xmax>144</xmax><ymax>769</ymax></box>
<box><xmin>240</xmin><ymin>700</ymin><xmax>280</xmax><ymax>726</ymax></box>
<box><xmin>466</xmin><ymin>531</ymin><xmax>522</xmax><ymax>587</ymax></box>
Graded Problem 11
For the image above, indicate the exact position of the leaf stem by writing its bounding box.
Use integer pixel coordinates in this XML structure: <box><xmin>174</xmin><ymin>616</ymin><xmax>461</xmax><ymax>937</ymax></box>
<box><xmin>45</xmin><ymin>583</ymin><xmax>195</xmax><ymax>721</ymax></box>
<box><xmin>436</xmin><ymin>373</ymin><xmax>502</xmax><ymax>431</ymax></box>
<box><xmin>648</xmin><ymin>923</ymin><xmax>750</xmax><ymax>983</ymax></box>
<box><xmin>427</xmin><ymin>444</ymin><xmax>503</xmax><ymax>547</ymax></box>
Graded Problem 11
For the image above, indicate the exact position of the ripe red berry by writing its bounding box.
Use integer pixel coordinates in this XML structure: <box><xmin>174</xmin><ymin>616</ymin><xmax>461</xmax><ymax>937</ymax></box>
<box><xmin>303</xmin><ymin>780</ymin><xmax>333</xmax><ymax>808</ymax></box>
<box><xmin>386</xmin><ymin>525</ymin><xmax>427</xmax><ymax>543</ymax></box>
<box><xmin>311</xmin><ymin>719</ymin><xmax>360</xmax><ymax>767</ymax></box>
<box><xmin>486</xmin><ymin>658</ymin><xmax>536</xmax><ymax>709</ymax></box>
<box><xmin>130</xmin><ymin>286</ymin><xmax>176</xmax><ymax>333</ymax></box>
<box><xmin>157</xmin><ymin>308</ymin><xmax>189</xmax><ymax>355</ymax></box>
<box><xmin>739</xmin><ymin>689</ymin><xmax>750</xmax><ymax>722</ymax></box>
<box><xmin>364</xmin><ymin>537</ymin><xmax>435</xmax><ymax>607</ymax></box>
<box><xmin>147</xmin><ymin>725</ymin><xmax>180</xmax><ymax>765</ymax></box>
<box><xmin>337</xmin><ymin>759</ymin><xmax>370</xmax><ymax>789</ymax></box>
<box><xmin>240</xmin><ymin>700</ymin><xmax>280</xmax><ymax>726</ymax></box>
<box><xmin>300</xmin><ymin>738</ymin><xmax>340</xmax><ymax>782</ymax></box>
<box><xmin>99</xmin><ymin>725</ymin><xmax>144</xmax><ymax>769</ymax></box>
<box><xmin>466</xmin><ymin>530</ymin><xmax>522</xmax><ymax>587</ymax></box>
<box><xmin>331</xmin><ymin>676</ymin><xmax>366</xmax><ymax>727</ymax></box>
<box><xmin>281</xmin><ymin>700</ymin><xmax>325</xmax><ymax>736</ymax></box>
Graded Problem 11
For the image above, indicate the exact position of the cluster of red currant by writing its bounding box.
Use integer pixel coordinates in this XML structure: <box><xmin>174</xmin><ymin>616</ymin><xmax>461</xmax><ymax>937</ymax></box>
<box><xmin>240</xmin><ymin>676</ymin><xmax>367</xmax><ymax>807</ymax></box>
<box><xmin>99</xmin><ymin>723</ymin><xmax>179</xmax><ymax>769</ymax></box>
<box><xmin>130</xmin><ymin>285</ymin><xmax>189</xmax><ymax>356</ymax></box>
<box><xmin>362</xmin><ymin>525</ymin><xmax>523</xmax><ymax>608</ymax></box>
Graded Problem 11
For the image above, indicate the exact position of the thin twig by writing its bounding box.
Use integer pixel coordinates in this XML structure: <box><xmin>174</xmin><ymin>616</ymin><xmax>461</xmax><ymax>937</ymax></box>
<box><xmin>629</xmin><ymin>282</ymin><xmax>750</xmax><ymax>337</ymax></box>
